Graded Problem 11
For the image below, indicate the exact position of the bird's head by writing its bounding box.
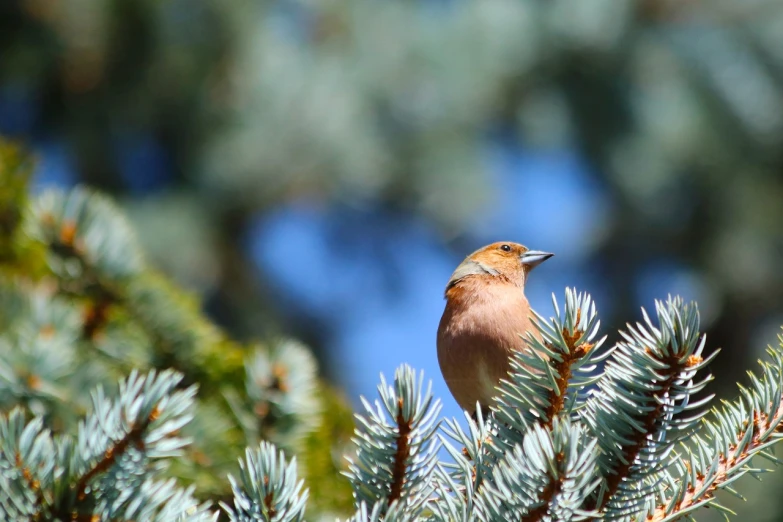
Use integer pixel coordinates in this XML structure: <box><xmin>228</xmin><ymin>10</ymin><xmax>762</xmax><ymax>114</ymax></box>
<box><xmin>445</xmin><ymin>242</ymin><xmax>553</xmax><ymax>294</ymax></box>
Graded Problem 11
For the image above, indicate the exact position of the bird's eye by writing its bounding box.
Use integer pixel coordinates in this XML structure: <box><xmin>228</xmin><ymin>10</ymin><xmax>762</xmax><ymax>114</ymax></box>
<box><xmin>500</xmin><ymin>244</ymin><xmax>512</xmax><ymax>252</ymax></box>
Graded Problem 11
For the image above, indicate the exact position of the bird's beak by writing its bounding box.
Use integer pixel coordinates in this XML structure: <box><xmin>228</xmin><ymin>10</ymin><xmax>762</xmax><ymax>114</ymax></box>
<box><xmin>520</xmin><ymin>250</ymin><xmax>554</xmax><ymax>268</ymax></box>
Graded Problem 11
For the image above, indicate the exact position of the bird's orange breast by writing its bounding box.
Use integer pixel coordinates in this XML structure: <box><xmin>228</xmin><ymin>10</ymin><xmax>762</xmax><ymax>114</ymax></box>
<box><xmin>436</xmin><ymin>278</ymin><xmax>535</xmax><ymax>413</ymax></box>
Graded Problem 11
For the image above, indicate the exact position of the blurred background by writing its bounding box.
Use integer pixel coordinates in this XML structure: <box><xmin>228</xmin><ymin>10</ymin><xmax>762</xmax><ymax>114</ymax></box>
<box><xmin>2</xmin><ymin>0</ymin><xmax>783</xmax><ymax>517</ymax></box>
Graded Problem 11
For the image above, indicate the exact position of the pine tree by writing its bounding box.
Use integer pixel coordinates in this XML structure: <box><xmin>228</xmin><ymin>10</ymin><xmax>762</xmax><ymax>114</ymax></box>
<box><xmin>0</xmin><ymin>140</ymin><xmax>354</xmax><ymax>519</ymax></box>
<box><xmin>4</xmin><ymin>139</ymin><xmax>783</xmax><ymax>520</ymax></box>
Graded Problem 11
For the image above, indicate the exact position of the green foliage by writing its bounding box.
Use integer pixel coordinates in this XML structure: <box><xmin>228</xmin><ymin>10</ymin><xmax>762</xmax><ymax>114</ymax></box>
<box><xmin>0</xmin><ymin>142</ymin><xmax>45</xmax><ymax>277</ymax></box>
<box><xmin>5</xmin><ymin>142</ymin><xmax>783</xmax><ymax>520</ymax></box>
<box><xmin>0</xmin><ymin>141</ymin><xmax>31</xmax><ymax>260</ymax></box>
<box><xmin>223</xmin><ymin>442</ymin><xmax>308</xmax><ymax>522</ymax></box>
<box><xmin>479</xmin><ymin>418</ymin><xmax>600</xmax><ymax>521</ymax></box>
<box><xmin>301</xmin><ymin>385</ymin><xmax>356</xmax><ymax>517</ymax></box>
<box><xmin>584</xmin><ymin>298</ymin><xmax>715</xmax><ymax>515</ymax></box>
<box><xmin>336</xmin><ymin>290</ymin><xmax>783</xmax><ymax>521</ymax></box>
<box><xmin>0</xmin><ymin>141</ymin><xmax>355</xmax><ymax>517</ymax></box>
<box><xmin>7</xmin><ymin>1</ymin><xmax>783</xmax><ymax>235</ymax></box>
<box><xmin>0</xmin><ymin>371</ymin><xmax>215</xmax><ymax>521</ymax></box>
<box><xmin>346</xmin><ymin>367</ymin><xmax>441</xmax><ymax>519</ymax></box>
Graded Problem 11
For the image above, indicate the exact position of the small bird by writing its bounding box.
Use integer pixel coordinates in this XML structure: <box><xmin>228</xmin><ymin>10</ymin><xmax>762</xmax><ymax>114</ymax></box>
<box><xmin>437</xmin><ymin>242</ymin><xmax>553</xmax><ymax>414</ymax></box>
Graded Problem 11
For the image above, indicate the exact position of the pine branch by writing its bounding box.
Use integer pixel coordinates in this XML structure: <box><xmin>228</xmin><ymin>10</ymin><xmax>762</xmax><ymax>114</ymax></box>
<box><xmin>434</xmin><ymin>409</ymin><xmax>495</xmax><ymax>522</ymax></box>
<box><xmin>346</xmin><ymin>365</ymin><xmax>441</xmax><ymax>518</ymax></box>
<box><xmin>0</xmin><ymin>372</ymin><xmax>211</xmax><ymax>521</ymax></box>
<box><xmin>518</xmin><ymin>470</ymin><xmax>562</xmax><ymax>522</ymax></box>
<box><xmin>222</xmin><ymin>441</ymin><xmax>308</xmax><ymax>522</ymax></box>
<box><xmin>583</xmin><ymin>297</ymin><xmax>716</xmax><ymax>518</ymax></box>
<box><xmin>16</xmin><ymin>451</ymin><xmax>42</xmax><ymax>501</ymax></box>
<box><xmin>389</xmin><ymin>398</ymin><xmax>413</xmax><ymax>504</ymax></box>
<box><xmin>3</xmin><ymin>185</ymin><xmax>348</xmax><ymax>511</ymax></box>
<box><xmin>0</xmin><ymin>410</ymin><xmax>55</xmax><ymax>520</ymax></box>
<box><xmin>74</xmin><ymin>403</ymin><xmax>159</xmax><ymax>501</ymax></box>
<box><xmin>225</xmin><ymin>341</ymin><xmax>321</xmax><ymax>451</ymax></box>
<box><xmin>344</xmin><ymin>500</ymin><xmax>415</xmax><ymax>522</ymax></box>
<box><xmin>539</xmin><ymin>299</ymin><xmax>602</xmax><ymax>427</ymax></box>
<box><xmin>648</xmin><ymin>346</ymin><xmax>783</xmax><ymax>521</ymax></box>
<box><xmin>120</xmin><ymin>478</ymin><xmax>215</xmax><ymax>522</ymax></box>
<box><xmin>493</xmin><ymin>289</ymin><xmax>610</xmax><ymax>440</ymax></box>
<box><xmin>30</xmin><ymin>189</ymin><xmax>245</xmax><ymax>387</ymax></box>
<box><xmin>0</xmin><ymin>280</ymin><xmax>85</xmax><ymax>416</ymax></box>
<box><xmin>440</xmin><ymin>407</ymin><xmax>494</xmax><ymax>483</ymax></box>
<box><xmin>344</xmin><ymin>501</ymin><xmax>385</xmax><ymax>522</ymax></box>
<box><xmin>11</xmin><ymin>187</ymin><xmax>783</xmax><ymax>522</ymax></box>
<box><xmin>478</xmin><ymin>418</ymin><xmax>601</xmax><ymax>522</ymax></box>
<box><xmin>599</xmin><ymin>348</ymin><xmax>696</xmax><ymax>506</ymax></box>
<box><xmin>55</xmin><ymin>370</ymin><xmax>197</xmax><ymax>520</ymax></box>
<box><xmin>81</xmin><ymin>294</ymin><xmax>113</xmax><ymax>340</ymax></box>
<box><xmin>32</xmin><ymin>189</ymin><xmax>144</xmax><ymax>284</ymax></box>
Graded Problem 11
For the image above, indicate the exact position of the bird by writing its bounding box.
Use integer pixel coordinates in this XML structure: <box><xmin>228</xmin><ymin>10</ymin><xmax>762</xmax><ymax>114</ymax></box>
<box><xmin>437</xmin><ymin>242</ymin><xmax>553</xmax><ymax>415</ymax></box>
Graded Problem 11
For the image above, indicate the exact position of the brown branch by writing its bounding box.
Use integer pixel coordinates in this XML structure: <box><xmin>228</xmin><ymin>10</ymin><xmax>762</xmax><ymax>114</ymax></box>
<box><xmin>75</xmin><ymin>406</ymin><xmax>160</xmax><ymax>501</ymax></box>
<box><xmin>15</xmin><ymin>453</ymin><xmax>40</xmax><ymax>492</ymax></box>
<box><xmin>389</xmin><ymin>398</ymin><xmax>412</xmax><ymax>504</ymax></box>
<box><xmin>49</xmin><ymin>219</ymin><xmax>86</xmax><ymax>263</ymax></box>
<box><xmin>647</xmin><ymin>403</ymin><xmax>783</xmax><ymax>521</ymax></box>
<box><xmin>520</xmin><ymin>451</ymin><xmax>566</xmax><ymax>522</ymax></box>
<box><xmin>543</xmin><ymin>309</ymin><xmax>594</xmax><ymax>428</ymax></box>
<box><xmin>263</xmin><ymin>475</ymin><xmax>277</xmax><ymax>519</ymax></box>
<box><xmin>15</xmin><ymin>451</ymin><xmax>48</xmax><ymax>522</ymax></box>
<box><xmin>461</xmin><ymin>433</ymin><xmax>494</xmax><ymax>493</ymax></box>
<box><xmin>82</xmin><ymin>295</ymin><xmax>113</xmax><ymax>340</ymax></box>
<box><xmin>599</xmin><ymin>352</ymin><xmax>682</xmax><ymax>510</ymax></box>
<box><xmin>590</xmin><ymin>350</ymin><xmax>703</xmax><ymax>513</ymax></box>
<box><xmin>43</xmin><ymin>220</ymin><xmax>122</xmax><ymax>345</ymax></box>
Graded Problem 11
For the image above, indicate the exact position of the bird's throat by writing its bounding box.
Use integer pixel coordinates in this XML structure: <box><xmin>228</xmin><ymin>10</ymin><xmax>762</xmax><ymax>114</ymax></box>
<box><xmin>445</xmin><ymin>274</ymin><xmax>521</xmax><ymax>304</ymax></box>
